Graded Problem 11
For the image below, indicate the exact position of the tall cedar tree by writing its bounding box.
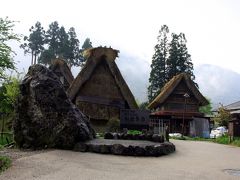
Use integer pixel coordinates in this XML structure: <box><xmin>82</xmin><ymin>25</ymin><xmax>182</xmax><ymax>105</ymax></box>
<box><xmin>148</xmin><ymin>26</ymin><xmax>196</xmax><ymax>102</ymax></box>
<box><xmin>46</xmin><ymin>21</ymin><xmax>60</xmax><ymax>56</ymax></box>
<box><xmin>20</xmin><ymin>22</ymin><xmax>45</xmax><ymax>65</ymax></box>
<box><xmin>82</xmin><ymin>38</ymin><xmax>93</xmax><ymax>50</ymax></box>
<box><xmin>39</xmin><ymin>22</ymin><xmax>82</xmax><ymax>67</ymax></box>
<box><xmin>167</xmin><ymin>33</ymin><xmax>195</xmax><ymax>81</ymax></box>
<box><xmin>23</xmin><ymin>21</ymin><xmax>90</xmax><ymax>67</ymax></box>
<box><xmin>67</xmin><ymin>27</ymin><xmax>81</xmax><ymax>67</ymax></box>
<box><xmin>80</xmin><ymin>37</ymin><xmax>93</xmax><ymax>67</ymax></box>
<box><xmin>38</xmin><ymin>21</ymin><xmax>60</xmax><ymax>65</ymax></box>
<box><xmin>148</xmin><ymin>25</ymin><xmax>169</xmax><ymax>102</ymax></box>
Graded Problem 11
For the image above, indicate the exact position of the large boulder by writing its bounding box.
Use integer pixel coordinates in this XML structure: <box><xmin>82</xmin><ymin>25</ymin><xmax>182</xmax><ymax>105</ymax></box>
<box><xmin>13</xmin><ymin>64</ymin><xmax>95</xmax><ymax>149</ymax></box>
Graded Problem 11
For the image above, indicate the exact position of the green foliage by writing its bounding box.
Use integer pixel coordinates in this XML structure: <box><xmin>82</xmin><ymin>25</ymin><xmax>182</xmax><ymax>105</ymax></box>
<box><xmin>214</xmin><ymin>106</ymin><xmax>231</xmax><ymax>127</ymax></box>
<box><xmin>199</xmin><ymin>98</ymin><xmax>213</xmax><ymax>115</ymax></box>
<box><xmin>23</xmin><ymin>21</ymin><xmax>91</xmax><ymax>67</ymax></box>
<box><xmin>38</xmin><ymin>49</ymin><xmax>55</xmax><ymax>65</ymax></box>
<box><xmin>167</xmin><ymin>33</ymin><xmax>195</xmax><ymax>82</ymax></box>
<box><xmin>0</xmin><ymin>156</ymin><xmax>11</xmax><ymax>173</ymax></box>
<box><xmin>82</xmin><ymin>38</ymin><xmax>92</xmax><ymax>50</ymax></box>
<box><xmin>127</xmin><ymin>130</ymin><xmax>142</xmax><ymax>135</ymax></box>
<box><xmin>106</xmin><ymin>118</ymin><xmax>120</xmax><ymax>132</ymax></box>
<box><xmin>148</xmin><ymin>25</ymin><xmax>169</xmax><ymax>102</ymax></box>
<box><xmin>148</xmin><ymin>25</ymin><xmax>196</xmax><ymax>102</ymax></box>
<box><xmin>0</xmin><ymin>133</ymin><xmax>13</xmax><ymax>145</ymax></box>
<box><xmin>0</xmin><ymin>17</ymin><xmax>19</xmax><ymax>80</ymax></box>
<box><xmin>231</xmin><ymin>137</ymin><xmax>240</xmax><ymax>147</ymax></box>
<box><xmin>170</xmin><ymin>135</ymin><xmax>240</xmax><ymax>147</ymax></box>
<box><xmin>214</xmin><ymin>135</ymin><xmax>229</xmax><ymax>144</ymax></box>
<box><xmin>0</xmin><ymin>76</ymin><xmax>20</xmax><ymax>114</ymax></box>
<box><xmin>80</xmin><ymin>38</ymin><xmax>93</xmax><ymax>67</ymax></box>
<box><xmin>96</xmin><ymin>132</ymin><xmax>104</xmax><ymax>138</ymax></box>
<box><xmin>20</xmin><ymin>21</ymin><xmax>45</xmax><ymax>65</ymax></box>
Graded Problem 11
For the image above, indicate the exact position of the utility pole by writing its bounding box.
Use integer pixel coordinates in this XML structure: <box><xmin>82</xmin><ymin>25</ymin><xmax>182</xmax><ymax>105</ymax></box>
<box><xmin>182</xmin><ymin>93</ymin><xmax>190</xmax><ymax>136</ymax></box>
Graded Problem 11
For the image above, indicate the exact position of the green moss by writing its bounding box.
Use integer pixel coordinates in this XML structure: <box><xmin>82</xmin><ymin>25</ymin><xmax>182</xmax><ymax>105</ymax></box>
<box><xmin>0</xmin><ymin>156</ymin><xmax>11</xmax><ymax>173</ymax></box>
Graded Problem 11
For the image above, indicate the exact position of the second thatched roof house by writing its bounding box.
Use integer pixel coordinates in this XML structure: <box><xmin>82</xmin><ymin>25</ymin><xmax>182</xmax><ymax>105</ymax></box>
<box><xmin>67</xmin><ymin>47</ymin><xmax>138</xmax><ymax>132</ymax></box>
<box><xmin>49</xmin><ymin>58</ymin><xmax>74</xmax><ymax>90</ymax></box>
<box><xmin>148</xmin><ymin>73</ymin><xmax>209</xmax><ymax>137</ymax></box>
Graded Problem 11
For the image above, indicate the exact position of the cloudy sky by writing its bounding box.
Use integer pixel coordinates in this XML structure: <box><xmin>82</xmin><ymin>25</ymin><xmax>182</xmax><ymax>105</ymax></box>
<box><xmin>1</xmin><ymin>0</ymin><xmax>240</xmax><ymax>71</ymax></box>
<box><xmin>1</xmin><ymin>0</ymin><xmax>240</xmax><ymax>104</ymax></box>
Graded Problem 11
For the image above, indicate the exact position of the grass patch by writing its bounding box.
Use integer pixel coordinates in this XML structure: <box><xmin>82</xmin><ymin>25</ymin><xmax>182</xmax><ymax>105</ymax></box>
<box><xmin>171</xmin><ymin>135</ymin><xmax>240</xmax><ymax>147</ymax></box>
<box><xmin>0</xmin><ymin>156</ymin><xmax>11</xmax><ymax>173</ymax></box>
<box><xmin>231</xmin><ymin>137</ymin><xmax>240</xmax><ymax>147</ymax></box>
<box><xmin>127</xmin><ymin>130</ymin><xmax>142</xmax><ymax>135</ymax></box>
<box><xmin>0</xmin><ymin>133</ymin><xmax>13</xmax><ymax>146</ymax></box>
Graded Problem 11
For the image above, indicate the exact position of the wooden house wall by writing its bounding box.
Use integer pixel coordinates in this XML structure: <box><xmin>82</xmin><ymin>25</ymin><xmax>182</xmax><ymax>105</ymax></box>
<box><xmin>158</xmin><ymin>80</ymin><xmax>200</xmax><ymax>112</ymax></box>
<box><xmin>229</xmin><ymin>114</ymin><xmax>240</xmax><ymax>137</ymax></box>
<box><xmin>75</xmin><ymin>60</ymin><xmax>127</xmax><ymax>120</ymax></box>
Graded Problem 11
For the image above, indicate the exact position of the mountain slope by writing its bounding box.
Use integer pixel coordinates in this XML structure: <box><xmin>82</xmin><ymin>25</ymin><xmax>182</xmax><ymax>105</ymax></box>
<box><xmin>195</xmin><ymin>64</ymin><xmax>240</xmax><ymax>106</ymax></box>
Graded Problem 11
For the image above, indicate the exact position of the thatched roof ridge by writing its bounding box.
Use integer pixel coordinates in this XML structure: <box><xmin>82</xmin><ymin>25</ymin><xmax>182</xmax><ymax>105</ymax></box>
<box><xmin>148</xmin><ymin>73</ymin><xmax>209</xmax><ymax>109</ymax></box>
<box><xmin>67</xmin><ymin>47</ymin><xmax>138</xmax><ymax>109</ymax></box>
<box><xmin>49</xmin><ymin>58</ymin><xmax>74</xmax><ymax>85</ymax></box>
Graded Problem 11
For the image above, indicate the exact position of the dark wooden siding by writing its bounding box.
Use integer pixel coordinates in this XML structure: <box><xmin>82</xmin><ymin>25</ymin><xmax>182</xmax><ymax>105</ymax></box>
<box><xmin>75</xmin><ymin>60</ymin><xmax>127</xmax><ymax>120</ymax></box>
<box><xmin>158</xmin><ymin>80</ymin><xmax>200</xmax><ymax>112</ymax></box>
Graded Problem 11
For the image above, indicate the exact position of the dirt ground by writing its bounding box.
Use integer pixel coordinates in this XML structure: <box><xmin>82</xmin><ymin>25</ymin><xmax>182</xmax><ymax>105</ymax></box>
<box><xmin>1</xmin><ymin>140</ymin><xmax>240</xmax><ymax>180</ymax></box>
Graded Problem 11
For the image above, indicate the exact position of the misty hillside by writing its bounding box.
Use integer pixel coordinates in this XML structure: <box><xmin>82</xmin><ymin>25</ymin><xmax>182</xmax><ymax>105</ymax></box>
<box><xmin>195</xmin><ymin>64</ymin><xmax>240</xmax><ymax>107</ymax></box>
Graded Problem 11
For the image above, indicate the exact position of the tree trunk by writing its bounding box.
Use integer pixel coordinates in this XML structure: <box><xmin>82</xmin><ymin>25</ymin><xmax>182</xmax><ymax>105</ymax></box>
<box><xmin>34</xmin><ymin>53</ymin><xmax>37</xmax><ymax>65</ymax></box>
<box><xmin>31</xmin><ymin>51</ymin><xmax>34</xmax><ymax>65</ymax></box>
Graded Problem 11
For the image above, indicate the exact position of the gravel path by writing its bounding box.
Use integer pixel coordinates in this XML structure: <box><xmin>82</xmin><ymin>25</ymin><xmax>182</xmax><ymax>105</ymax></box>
<box><xmin>1</xmin><ymin>140</ymin><xmax>240</xmax><ymax>180</ymax></box>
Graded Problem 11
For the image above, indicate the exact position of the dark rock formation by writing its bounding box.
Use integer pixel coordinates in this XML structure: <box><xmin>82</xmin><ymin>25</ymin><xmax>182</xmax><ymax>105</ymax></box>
<box><xmin>104</xmin><ymin>132</ymin><xmax>114</xmax><ymax>139</ymax></box>
<box><xmin>152</xmin><ymin>134</ymin><xmax>164</xmax><ymax>143</ymax></box>
<box><xmin>74</xmin><ymin>143</ymin><xmax>88</xmax><ymax>152</ymax></box>
<box><xmin>103</xmin><ymin>132</ymin><xmax>165</xmax><ymax>143</ymax></box>
<box><xmin>111</xmin><ymin>144</ymin><xmax>125</xmax><ymax>155</ymax></box>
<box><xmin>13</xmin><ymin>64</ymin><xmax>95</xmax><ymax>149</ymax></box>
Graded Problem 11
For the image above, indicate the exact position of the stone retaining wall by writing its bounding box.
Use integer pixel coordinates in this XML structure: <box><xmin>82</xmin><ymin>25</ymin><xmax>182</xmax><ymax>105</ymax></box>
<box><xmin>74</xmin><ymin>139</ymin><xmax>175</xmax><ymax>157</ymax></box>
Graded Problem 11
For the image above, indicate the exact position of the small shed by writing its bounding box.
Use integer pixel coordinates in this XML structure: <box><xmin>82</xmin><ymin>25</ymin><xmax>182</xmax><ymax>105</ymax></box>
<box><xmin>67</xmin><ymin>47</ymin><xmax>138</xmax><ymax>132</ymax></box>
<box><xmin>148</xmin><ymin>73</ymin><xmax>209</xmax><ymax>136</ymax></box>
<box><xmin>229</xmin><ymin>111</ymin><xmax>240</xmax><ymax>137</ymax></box>
<box><xmin>49</xmin><ymin>59</ymin><xmax>74</xmax><ymax>90</ymax></box>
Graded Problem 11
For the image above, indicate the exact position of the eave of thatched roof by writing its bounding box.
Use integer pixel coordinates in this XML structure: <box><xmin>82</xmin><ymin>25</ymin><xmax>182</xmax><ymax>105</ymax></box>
<box><xmin>148</xmin><ymin>73</ymin><xmax>209</xmax><ymax>109</ymax></box>
<box><xmin>67</xmin><ymin>47</ymin><xmax>138</xmax><ymax>109</ymax></box>
<box><xmin>49</xmin><ymin>58</ymin><xmax>74</xmax><ymax>85</ymax></box>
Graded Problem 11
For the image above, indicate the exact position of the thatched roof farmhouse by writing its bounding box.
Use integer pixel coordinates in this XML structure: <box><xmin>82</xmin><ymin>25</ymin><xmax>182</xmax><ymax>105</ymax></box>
<box><xmin>148</xmin><ymin>73</ymin><xmax>209</xmax><ymax>137</ymax></box>
<box><xmin>67</xmin><ymin>47</ymin><xmax>138</xmax><ymax>131</ymax></box>
<box><xmin>49</xmin><ymin>58</ymin><xmax>74</xmax><ymax>90</ymax></box>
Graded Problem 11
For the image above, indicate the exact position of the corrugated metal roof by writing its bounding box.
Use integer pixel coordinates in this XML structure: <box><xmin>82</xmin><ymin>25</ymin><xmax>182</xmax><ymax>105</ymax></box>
<box><xmin>224</xmin><ymin>101</ymin><xmax>240</xmax><ymax>110</ymax></box>
<box><xmin>230</xmin><ymin>109</ymin><xmax>240</xmax><ymax>114</ymax></box>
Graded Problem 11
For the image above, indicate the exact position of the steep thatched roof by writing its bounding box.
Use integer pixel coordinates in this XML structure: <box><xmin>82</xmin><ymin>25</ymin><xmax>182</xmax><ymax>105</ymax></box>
<box><xmin>67</xmin><ymin>47</ymin><xmax>138</xmax><ymax>109</ymax></box>
<box><xmin>148</xmin><ymin>73</ymin><xmax>209</xmax><ymax>109</ymax></box>
<box><xmin>49</xmin><ymin>58</ymin><xmax>74</xmax><ymax>86</ymax></box>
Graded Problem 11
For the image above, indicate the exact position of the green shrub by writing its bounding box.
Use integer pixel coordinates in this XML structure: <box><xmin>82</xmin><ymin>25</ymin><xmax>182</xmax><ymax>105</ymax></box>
<box><xmin>96</xmin><ymin>132</ymin><xmax>104</xmax><ymax>138</ymax></box>
<box><xmin>0</xmin><ymin>156</ymin><xmax>11</xmax><ymax>173</ymax></box>
<box><xmin>231</xmin><ymin>137</ymin><xmax>240</xmax><ymax>147</ymax></box>
<box><xmin>214</xmin><ymin>135</ymin><xmax>229</xmax><ymax>144</ymax></box>
<box><xmin>106</xmin><ymin>118</ymin><xmax>120</xmax><ymax>132</ymax></box>
<box><xmin>0</xmin><ymin>133</ymin><xmax>13</xmax><ymax>146</ymax></box>
<box><xmin>127</xmin><ymin>130</ymin><xmax>142</xmax><ymax>135</ymax></box>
